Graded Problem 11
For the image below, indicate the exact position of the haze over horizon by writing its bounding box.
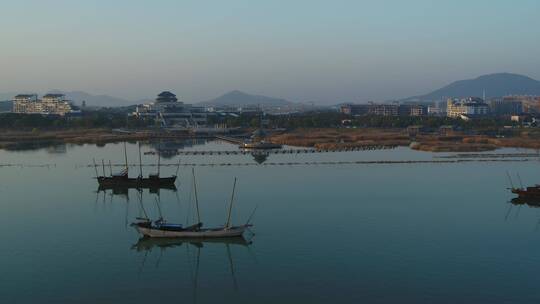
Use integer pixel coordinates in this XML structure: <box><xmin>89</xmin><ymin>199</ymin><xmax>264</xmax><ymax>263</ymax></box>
<box><xmin>1</xmin><ymin>0</ymin><xmax>539</xmax><ymax>104</ymax></box>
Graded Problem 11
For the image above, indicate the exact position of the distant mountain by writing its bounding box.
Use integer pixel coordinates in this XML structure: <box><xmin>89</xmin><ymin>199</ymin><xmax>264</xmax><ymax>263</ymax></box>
<box><xmin>0</xmin><ymin>92</ymin><xmax>17</xmax><ymax>101</ymax></box>
<box><xmin>0</xmin><ymin>101</ymin><xmax>12</xmax><ymax>112</ymax></box>
<box><xmin>406</xmin><ymin>73</ymin><xmax>540</xmax><ymax>101</ymax></box>
<box><xmin>48</xmin><ymin>90</ymin><xmax>133</xmax><ymax>107</ymax></box>
<box><xmin>200</xmin><ymin>90</ymin><xmax>294</xmax><ymax>107</ymax></box>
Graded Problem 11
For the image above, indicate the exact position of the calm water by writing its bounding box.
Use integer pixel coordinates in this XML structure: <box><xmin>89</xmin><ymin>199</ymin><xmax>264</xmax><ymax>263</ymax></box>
<box><xmin>1</xmin><ymin>140</ymin><xmax>540</xmax><ymax>303</ymax></box>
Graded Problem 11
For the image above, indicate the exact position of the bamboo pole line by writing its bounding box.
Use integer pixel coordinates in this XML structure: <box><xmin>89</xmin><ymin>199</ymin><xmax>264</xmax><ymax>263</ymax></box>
<box><xmin>85</xmin><ymin>158</ymin><xmax>532</xmax><ymax>168</ymax></box>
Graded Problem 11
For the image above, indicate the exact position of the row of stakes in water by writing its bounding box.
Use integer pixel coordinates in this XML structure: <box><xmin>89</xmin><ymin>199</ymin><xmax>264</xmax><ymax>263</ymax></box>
<box><xmin>143</xmin><ymin>145</ymin><xmax>397</xmax><ymax>156</ymax></box>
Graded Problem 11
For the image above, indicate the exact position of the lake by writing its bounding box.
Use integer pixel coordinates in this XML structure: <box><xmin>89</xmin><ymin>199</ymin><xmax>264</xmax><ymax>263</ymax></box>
<box><xmin>1</xmin><ymin>140</ymin><xmax>539</xmax><ymax>303</ymax></box>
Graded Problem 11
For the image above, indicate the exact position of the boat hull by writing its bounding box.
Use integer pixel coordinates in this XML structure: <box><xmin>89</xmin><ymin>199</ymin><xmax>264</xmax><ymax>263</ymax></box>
<box><xmin>97</xmin><ymin>176</ymin><xmax>176</xmax><ymax>188</ymax></box>
<box><xmin>241</xmin><ymin>142</ymin><xmax>282</xmax><ymax>149</ymax></box>
<box><xmin>135</xmin><ymin>225</ymin><xmax>248</xmax><ymax>238</ymax></box>
<box><xmin>511</xmin><ymin>187</ymin><xmax>540</xmax><ymax>198</ymax></box>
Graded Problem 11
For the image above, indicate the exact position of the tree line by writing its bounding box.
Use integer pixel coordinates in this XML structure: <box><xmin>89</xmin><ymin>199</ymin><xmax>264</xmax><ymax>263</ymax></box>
<box><xmin>0</xmin><ymin>110</ymin><xmax>518</xmax><ymax>131</ymax></box>
<box><xmin>0</xmin><ymin>112</ymin><xmax>154</xmax><ymax>130</ymax></box>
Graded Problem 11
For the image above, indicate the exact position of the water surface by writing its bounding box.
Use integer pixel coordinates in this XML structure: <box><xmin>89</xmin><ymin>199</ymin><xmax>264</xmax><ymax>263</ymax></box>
<box><xmin>1</xmin><ymin>141</ymin><xmax>539</xmax><ymax>303</ymax></box>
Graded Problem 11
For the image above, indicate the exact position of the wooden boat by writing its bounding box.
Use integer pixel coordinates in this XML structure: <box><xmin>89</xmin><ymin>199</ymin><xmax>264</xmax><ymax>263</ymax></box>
<box><xmin>511</xmin><ymin>185</ymin><xmax>540</xmax><ymax>199</ymax></box>
<box><xmin>132</xmin><ymin>221</ymin><xmax>251</xmax><ymax>238</ymax></box>
<box><xmin>505</xmin><ymin>172</ymin><xmax>540</xmax><ymax>199</ymax></box>
<box><xmin>97</xmin><ymin>174</ymin><xmax>177</xmax><ymax>188</ymax></box>
<box><xmin>94</xmin><ymin>142</ymin><xmax>178</xmax><ymax>189</ymax></box>
<box><xmin>132</xmin><ymin>170</ymin><xmax>254</xmax><ymax>239</ymax></box>
<box><xmin>98</xmin><ymin>183</ymin><xmax>177</xmax><ymax>193</ymax></box>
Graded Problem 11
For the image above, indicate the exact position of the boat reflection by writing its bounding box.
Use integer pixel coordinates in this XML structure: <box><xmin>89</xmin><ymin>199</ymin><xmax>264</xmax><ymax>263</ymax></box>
<box><xmin>505</xmin><ymin>198</ymin><xmax>540</xmax><ymax>230</ymax></box>
<box><xmin>251</xmin><ymin>150</ymin><xmax>269</xmax><ymax>164</ymax></box>
<box><xmin>97</xmin><ymin>184</ymin><xmax>177</xmax><ymax>194</ymax></box>
<box><xmin>131</xmin><ymin>236</ymin><xmax>252</xmax><ymax>252</ymax></box>
<box><xmin>132</xmin><ymin>235</ymin><xmax>254</xmax><ymax>298</ymax></box>
<box><xmin>510</xmin><ymin>197</ymin><xmax>540</xmax><ymax>208</ymax></box>
<box><xmin>148</xmin><ymin>139</ymin><xmax>209</xmax><ymax>159</ymax></box>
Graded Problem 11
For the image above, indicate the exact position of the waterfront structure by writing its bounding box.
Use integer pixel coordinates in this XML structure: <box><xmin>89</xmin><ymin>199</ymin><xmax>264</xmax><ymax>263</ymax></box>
<box><xmin>133</xmin><ymin>91</ymin><xmax>208</xmax><ymax>127</ymax></box>
<box><xmin>446</xmin><ymin>97</ymin><xmax>489</xmax><ymax>118</ymax></box>
<box><xmin>12</xmin><ymin>93</ymin><xmax>77</xmax><ymax>116</ymax></box>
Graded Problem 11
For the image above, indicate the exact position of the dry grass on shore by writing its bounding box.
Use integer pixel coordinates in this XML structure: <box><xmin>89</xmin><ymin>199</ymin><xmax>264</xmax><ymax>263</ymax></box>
<box><xmin>0</xmin><ymin>129</ymin><xmax>153</xmax><ymax>149</ymax></box>
<box><xmin>270</xmin><ymin>128</ymin><xmax>410</xmax><ymax>149</ymax></box>
<box><xmin>270</xmin><ymin>128</ymin><xmax>540</xmax><ymax>152</ymax></box>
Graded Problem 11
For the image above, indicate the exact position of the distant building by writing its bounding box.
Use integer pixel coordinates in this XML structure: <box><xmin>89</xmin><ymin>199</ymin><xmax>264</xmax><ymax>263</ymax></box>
<box><xmin>341</xmin><ymin>103</ymin><xmax>426</xmax><ymax>117</ymax></box>
<box><xmin>12</xmin><ymin>93</ymin><xmax>77</xmax><ymax>116</ymax></box>
<box><xmin>372</xmin><ymin>104</ymin><xmax>398</xmax><ymax>116</ymax></box>
<box><xmin>41</xmin><ymin>94</ymin><xmax>76</xmax><ymax>115</ymax></box>
<box><xmin>500</xmin><ymin>96</ymin><xmax>540</xmax><ymax>114</ymax></box>
<box><xmin>428</xmin><ymin>105</ymin><xmax>445</xmax><ymax>116</ymax></box>
<box><xmin>13</xmin><ymin>94</ymin><xmax>39</xmax><ymax>113</ymax></box>
<box><xmin>447</xmin><ymin>97</ymin><xmax>489</xmax><ymax>118</ymax></box>
<box><xmin>340</xmin><ymin>104</ymin><xmax>371</xmax><ymax>116</ymax></box>
<box><xmin>133</xmin><ymin>91</ymin><xmax>208</xmax><ymax>127</ymax></box>
<box><xmin>408</xmin><ymin>105</ymin><xmax>428</xmax><ymax>116</ymax></box>
<box><xmin>490</xmin><ymin>98</ymin><xmax>523</xmax><ymax>116</ymax></box>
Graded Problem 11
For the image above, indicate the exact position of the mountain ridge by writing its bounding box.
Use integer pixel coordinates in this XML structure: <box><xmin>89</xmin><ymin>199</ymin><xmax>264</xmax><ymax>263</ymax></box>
<box><xmin>199</xmin><ymin>90</ymin><xmax>294</xmax><ymax>107</ymax></box>
<box><xmin>405</xmin><ymin>73</ymin><xmax>540</xmax><ymax>101</ymax></box>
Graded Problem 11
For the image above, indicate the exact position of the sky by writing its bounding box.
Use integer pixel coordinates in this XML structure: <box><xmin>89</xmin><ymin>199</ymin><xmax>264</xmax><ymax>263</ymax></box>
<box><xmin>1</xmin><ymin>0</ymin><xmax>539</xmax><ymax>104</ymax></box>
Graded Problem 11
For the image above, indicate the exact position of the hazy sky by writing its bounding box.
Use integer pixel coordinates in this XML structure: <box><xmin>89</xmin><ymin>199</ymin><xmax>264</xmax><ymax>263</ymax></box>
<box><xmin>1</xmin><ymin>0</ymin><xmax>539</xmax><ymax>104</ymax></box>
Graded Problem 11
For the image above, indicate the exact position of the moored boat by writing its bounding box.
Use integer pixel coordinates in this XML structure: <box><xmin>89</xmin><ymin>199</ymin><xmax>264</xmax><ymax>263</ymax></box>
<box><xmin>94</xmin><ymin>142</ymin><xmax>179</xmax><ymax>189</ymax></box>
<box><xmin>132</xmin><ymin>170</ymin><xmax>254</xmax><ymax>239</ymax></box>
<box><xmin>511</xmin><ymin>185</ymin><xmax>540</xmax><ymax>199</ymax></box>
<box><xmin>132</xmin><ymin>220</ymin><xmax>251</xmax><ymax>238</ymax></box>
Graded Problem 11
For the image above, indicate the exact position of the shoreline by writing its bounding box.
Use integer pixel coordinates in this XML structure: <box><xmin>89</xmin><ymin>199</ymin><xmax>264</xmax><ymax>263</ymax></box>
<box><xmin>2</xmin><ymin>127</ymin><xmax>540</xmax><ymax>152</ymax></box>
<box><xmin>0</xmin><ymin>129</ymin><xmax>192</xmax><ymax>150</ymax></box>
<box><xmin>268</xmin><ymin>128</ymin><xmax>540</xmax><ymax>152</ymax></box>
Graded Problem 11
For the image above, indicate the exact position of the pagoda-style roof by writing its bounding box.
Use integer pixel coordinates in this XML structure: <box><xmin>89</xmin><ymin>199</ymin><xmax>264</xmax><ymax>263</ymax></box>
<box><xmin>14</xmin><ymin>94</ymin><xmax>37</xmax><ymax>98</ymax></box>
<box><xmin>156</xmin><ymin>91</ymin><xmax>178</xmax><ymax>103</ymax></box>
<box><xmin>43</xmin><ymin>93</ymin><xmax>65</xmax><ymax>98</ymax></box>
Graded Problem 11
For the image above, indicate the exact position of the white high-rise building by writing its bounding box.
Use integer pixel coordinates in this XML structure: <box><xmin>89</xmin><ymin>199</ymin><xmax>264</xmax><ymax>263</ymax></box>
<box><xmin>12</xmin><ymin>93</ymin><xmax>77</xmax><ymax>116</ymax></box>
<box><xmin>446</xmin><ymin>97</ymin><xmax>489</xmax><ymax>118</ymax></box>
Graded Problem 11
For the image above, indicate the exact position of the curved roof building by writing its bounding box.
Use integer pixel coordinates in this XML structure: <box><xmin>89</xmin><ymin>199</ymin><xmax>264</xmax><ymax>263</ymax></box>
<box><xmin>156</xmin><ymin>91</ymin><xmax>178</xmax><ymax>103</ymax></box>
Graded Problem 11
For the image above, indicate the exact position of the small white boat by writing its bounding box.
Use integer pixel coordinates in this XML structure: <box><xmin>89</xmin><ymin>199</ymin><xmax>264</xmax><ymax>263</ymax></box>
<box><xmin>133</xmin><ymin>221</ymin><xmax>251</xmax><ymax>238</ymax></box>
<box><xmin>132</xmin><ymin>169</ymin><xmax>255</xmax><ymax>239</ymax></box>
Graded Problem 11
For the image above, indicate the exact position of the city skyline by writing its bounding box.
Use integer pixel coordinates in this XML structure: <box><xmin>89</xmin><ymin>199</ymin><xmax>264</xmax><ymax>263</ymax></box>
<box><xmin>1</xmin><ymin>0</ymin><xmax>539</xmax><ymax>104</ymax></box>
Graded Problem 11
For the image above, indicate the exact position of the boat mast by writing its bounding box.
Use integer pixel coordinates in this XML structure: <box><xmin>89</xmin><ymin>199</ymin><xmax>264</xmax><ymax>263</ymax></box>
<box><xmin>226</xmin><ymin>243</ymin><xmax>238</xmax><ymax>291</ymax></box>
<box><xmin>138</xmin><ymin>142</ymin><xmax>143</xmax><ymax>178</ymax></box>
<box><xmin>192</xmin><ymin>168</ymin><xmax>201</xmax><ymax>224</ymax></box>
<box><xmin>92</xmin><ymin>158</ymin><xmax>99</xmax><ymax>178</ymax></box>
<box><xmin>157</xmin><ymin>142</ymin><xmax>161</xmax><ymax>177</ymax></box>
<box><xmin>101</xmin><ymin>159</ymin><xmax>106</xmax><ymax>177</ymax></box>
<box><xmin>154</xmin><ymin>196</ymin><xmax>163</xmax><ymax>220</ymax></box>
<box><xmin>123</xmin><ymin>142</ymin><xmax>129</xmax><ymax>174</ymax></box>
<box><xmin>175</xmin><ymin>159</ymin><xmax>181</xmax><ymax>177</ymax></box>
<box><xmin>109</xmin><ymin>160</ymin><xmax>113</xmax><ymax>176</ymax></box>
<box><xmin>226</xmin><ymin>177</ymin><xmax>237</xmax><ymax>228</ymax></box>
<box><xmin>137</xmin><ymin>189</ymin><xmax>149</xmax><ymax>220</ymax></box>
